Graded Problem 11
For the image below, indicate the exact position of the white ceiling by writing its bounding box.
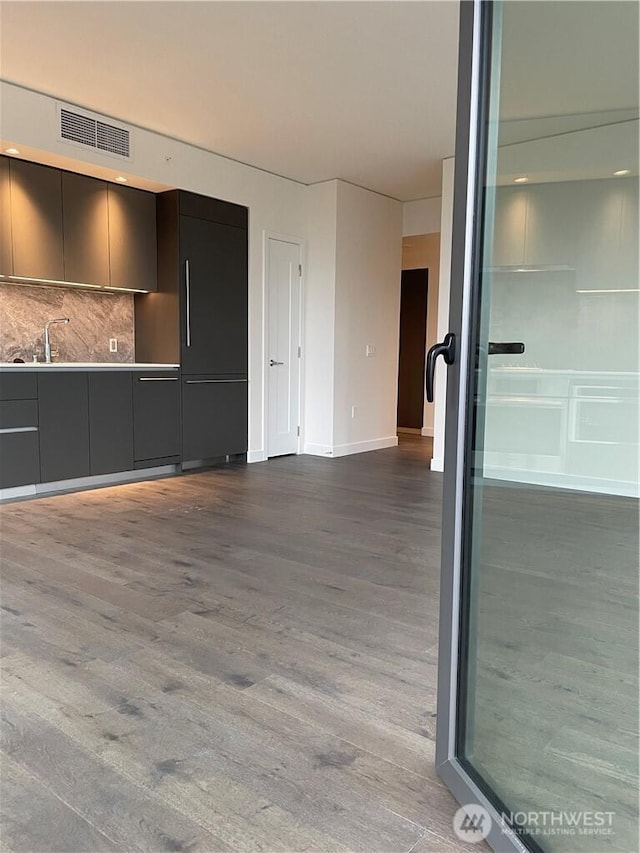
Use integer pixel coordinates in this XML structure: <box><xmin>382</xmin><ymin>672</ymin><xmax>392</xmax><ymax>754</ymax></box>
<box><xmin>0</xmin><ymin>1</ymin><xmax>461</xmax><ymax>202</ymax></box>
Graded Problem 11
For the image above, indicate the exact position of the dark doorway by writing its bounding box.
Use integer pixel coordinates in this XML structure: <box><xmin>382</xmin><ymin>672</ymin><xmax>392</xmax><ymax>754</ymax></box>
<box><xmin>397</xmin><ymin>268</ymin><xmax>428</xmax><ymax>430</ymax></box>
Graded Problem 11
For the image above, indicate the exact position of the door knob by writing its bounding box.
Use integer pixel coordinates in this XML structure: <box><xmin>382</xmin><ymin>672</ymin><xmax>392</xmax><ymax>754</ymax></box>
<box><xmin>270</xmin><ymin>359</ymin><xmax>284</xmax><ymax>367</ymax></box>
<box><xmin>425</xmin><ymin>333</ymin><xmax>456</xmax><ymax>403</ymax></box>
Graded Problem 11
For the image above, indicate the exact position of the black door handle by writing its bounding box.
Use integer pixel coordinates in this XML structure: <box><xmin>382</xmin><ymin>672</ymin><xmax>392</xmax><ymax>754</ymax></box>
<box><xmin>425</xmin><ymin>332</ymin><xmax>455</xmax><ymax>403</ymax></box>
<box><xmin>487</xmin><ymin>341</ymin><xmax>525</xmax><ymax>355</ymax></box>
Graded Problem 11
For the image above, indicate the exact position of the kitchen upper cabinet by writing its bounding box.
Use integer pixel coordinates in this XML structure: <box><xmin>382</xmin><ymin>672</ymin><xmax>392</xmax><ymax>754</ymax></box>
<box><xmin>88</xmin><ymin>372</ymin><xmax>134</xmax><ymax>475</ymax></box>
<box><xmin>132</xmin><ymin>371</ymin><xmax>181</xmax><ymax>466</ymax></box>
<box><xmin>523</xmin><ymin>182</ymin><xmax>580</xmax><ymax>269</ymax></box>
<box><xmin>62</xmin><ymin>171</ymin><xmax>110</xmax><ymax>287</ymax></box>
<box><xmin>108</xmin><ymin>183</ymin><xmax>157</xmax><ymax>292</ymax></box>
<box><xmin>0</xmin><ymin>156</ymin><xmax>12</xmax><ymax>276</ymax></box>
<box><xmin>9</xmin><ymin>159</ymin><xmax>64</xmax><ymax>281</ymax></box>
<box><xmin>180</xmin><ymin>215</ymin><xmax>248</xmax><ymax>375</ymax></box>
<box><xmin>38</xmin><ymin>371</ymin><xmax>90</xmax><ymax>483</ymax></box>
<box><xmin>490</xmin><ymin>187</ymin><xmax>527</xmax><ymax>268</ymax></box>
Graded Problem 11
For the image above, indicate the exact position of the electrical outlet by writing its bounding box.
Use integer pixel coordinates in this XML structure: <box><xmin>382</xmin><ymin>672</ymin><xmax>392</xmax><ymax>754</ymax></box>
<box><xmin>109</xmin><ymin>338</ymin><xmax>118</xmax><ymax>353</ymax></box>
<box><xmin>366</xmin><ymin>344</ymin><xmax>377</xmax><ymax>357</ymax></box>
<box><xmin>351</xmin><ymin>405</ymin><xmax>357</xmax><ymax>419</ymax></box>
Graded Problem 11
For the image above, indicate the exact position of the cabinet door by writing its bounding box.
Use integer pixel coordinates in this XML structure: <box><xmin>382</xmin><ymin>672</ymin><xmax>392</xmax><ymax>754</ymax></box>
<box><xmin>132</xmin><ymin>372</ymin><xmax>180</xmax><ymax>465</ymax></box>
<box><xmin>108</xmin><ymin>184</ymin><xmax>157</xmax><ymax>292</ymax></box>
<box><xmin>0</xmin><ymin>399</ymin><xmax>40</xmax><ymax>488</ymax></box>
<box><xmin>180</xmin><ymin>216</ymin><xmax>248</xmax><ymax>375</ymax></box>
<box><xmin>0</xmin><ymin>156</ymin><xmax>12</xmax><ymax>276</ymax></box>
<box><xmin>88</xmin><ymin>372</ymin><xmax>134</xmax><ymax>475</ymax></box>
<box><xmin>182</xmin><ymin>377</ymin><xmax>247</xmax><ymax>461</ymax></box>
<box><xmin>10</xmin><ymin>159</ymin><xmax>64</xmax><ymax>281</ymax></box>
<box><xmin>62</xmin><ymin>172</ymin><xmax>110</xmax><ymax>287</ymax></box>
<box><xmin>38</xmin><ymin>372</ymin><xmax>90</xmax><ymax>483</ymax></box>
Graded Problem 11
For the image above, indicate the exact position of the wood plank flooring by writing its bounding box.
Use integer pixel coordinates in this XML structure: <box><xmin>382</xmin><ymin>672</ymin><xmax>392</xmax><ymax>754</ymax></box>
<box><xmin>1</xmin><ymin>436</ymin><xmax>471</xmax><ymax>852</ymax></box>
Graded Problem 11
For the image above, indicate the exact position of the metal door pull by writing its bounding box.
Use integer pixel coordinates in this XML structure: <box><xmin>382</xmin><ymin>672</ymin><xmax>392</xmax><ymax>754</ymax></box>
<box><xmin>425</xmin><ymin>333</ymin><xmax>456</xmax><ymax>402</ymax></box>
<box><xmin>487</xmin><ymin>342</ymin><xmax>525</xmax><ymax>355</ymax></box>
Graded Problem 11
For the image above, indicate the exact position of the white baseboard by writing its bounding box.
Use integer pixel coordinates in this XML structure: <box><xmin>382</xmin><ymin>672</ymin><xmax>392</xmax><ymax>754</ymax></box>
<box><xmin>332</xmin><ymin>436</ymin><xmax>399</xmax><ymax>458</ymax></box>
<box><xmin>304</xmin><ymin>436</ymin><xmax>399</xmax><ymax>459</ymax></box>
<box><xmin>421</xmin><ymin>427</ymin><xmax>434</xmax><ymax>437</ymax></box>
<box><xmin>303</xmin><ymin>443</ymin><xmax>335</xmax><ymax>457</ymax></box>
<box><xmin>484</xmin><ymin>468</ymin><xmax>639</xmax><ymax>498</ymax></box>
<box><xmin>430</xmin><ymin>457</ymin><xmax>444</xmax><ymax>472</ymax></box>
<box><xmin>247</xmin><ymin>450</ymin><xmax>268</xmax><ymax>464</ymax></box>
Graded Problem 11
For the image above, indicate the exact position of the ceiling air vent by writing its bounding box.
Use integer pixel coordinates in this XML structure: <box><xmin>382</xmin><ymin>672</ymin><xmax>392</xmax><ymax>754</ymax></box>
<box><xmin>58</xmin><ymin>105</ymin><xmax>132</xmax><ymax>160</ymax></box>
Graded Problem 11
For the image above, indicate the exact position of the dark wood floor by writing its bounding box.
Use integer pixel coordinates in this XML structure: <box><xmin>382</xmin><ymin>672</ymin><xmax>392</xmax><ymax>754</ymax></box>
<box><xmin>0</xmin><ymin>436</ymin><xmax>472</xmax><ymax>852</ymax></box>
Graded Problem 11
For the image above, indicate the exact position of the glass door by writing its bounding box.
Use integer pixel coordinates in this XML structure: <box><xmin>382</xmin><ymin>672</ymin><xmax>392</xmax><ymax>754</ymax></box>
<box><xmin>435</xmin><ymin>2</ymin><xmax>639</xmax><ymax>851</ymax></box>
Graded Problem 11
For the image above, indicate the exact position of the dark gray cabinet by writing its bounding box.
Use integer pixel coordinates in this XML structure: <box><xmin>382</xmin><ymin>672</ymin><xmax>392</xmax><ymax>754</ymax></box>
<box><xmin>38</xmin><ymin>372</ymin><xmax>90</xmax><ymax>483</ymax></box>
<box><xmin>0</xmin><ymin>386</ymin><xmax>40</xmax><ymax>489</ymax></box>
<box><xmin>62</xmin><ymin>171</ymin><xmax>110</xmax><ymax>287</ymax></box>
<box><xmin>136</xmin><ymin>189</ymin><xmax>249</xmax><ymax>465</ymax></box>
<box><xmin>182</xmin><ymin>377</ymin><xmax>248</xmax><ymax>461</ymax></box>
<box><xmin>0</xmin><ymin>155</ymin><xmax>157</xmax><ymax>291</ymax></box>
<box><xmin>108</xmin><ymin>183</ymin><xmax>157</xmax><ymax>292</ymax></box>
<box><xmin>132</xmin><ymin>372</ymin><xmax>181</xmax><ymax>466</ymax></box>
<box><xmin>88</xmin><ymin>372</ymin><xmax>134</xmax><ymax>475</ymax></box>
<box><xmin>0</xmin><ymin>156</ymin><xmax>12</xmax><ymax>276</ymax></box>
<box><xmin>180</xmin><ymin>215</ymin><xmax>248</xmax><ymax>376</ymax></box>
<box><xmin>9</xmin><ymin>159</ymin><xmax>64</xmax><ymax>281</ymax></box>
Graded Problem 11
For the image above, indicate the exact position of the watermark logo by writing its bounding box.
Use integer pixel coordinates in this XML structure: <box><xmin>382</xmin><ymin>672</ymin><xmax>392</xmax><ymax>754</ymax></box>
<box><xmin>452</xmin><ymin>805</ymin><xmax>617</xmax><ymax>842</ymax></box>
<box><xmin>453</xmin><ymin>804</ymin><xmax>492</xmax><ymax>843</ymax></box>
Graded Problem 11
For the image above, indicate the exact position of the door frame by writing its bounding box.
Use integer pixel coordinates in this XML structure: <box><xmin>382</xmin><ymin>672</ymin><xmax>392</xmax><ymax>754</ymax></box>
<box><xmin>435</xmin><ymin>2</ymin><xmax>529</xmax><ymax>851</ymax></box>
<box><xmin>262</xmin><ymin>231</ymin><xmax>305</xmax><ymax>459</ymax></box>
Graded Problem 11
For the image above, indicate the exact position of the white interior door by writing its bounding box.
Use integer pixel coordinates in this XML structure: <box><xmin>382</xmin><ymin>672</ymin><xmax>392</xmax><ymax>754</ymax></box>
<box><xmin>267</xmin><ymin>237</ymin><xmax>301</xmax><ymax>457</ymax></box>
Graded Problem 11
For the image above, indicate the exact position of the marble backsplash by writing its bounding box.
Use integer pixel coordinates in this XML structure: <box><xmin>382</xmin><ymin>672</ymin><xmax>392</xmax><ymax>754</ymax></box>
<box><xmin>0</xmin><ymin>283</ymin><xmax>135</xmax><ymax>363</ymax></box>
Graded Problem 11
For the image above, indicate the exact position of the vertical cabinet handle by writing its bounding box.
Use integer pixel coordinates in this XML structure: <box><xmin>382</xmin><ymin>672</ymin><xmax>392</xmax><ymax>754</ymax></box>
<box><xmin>185</xmin><ymin>259</ymin><xmax>191</xmax><ymax>348</ymax></box>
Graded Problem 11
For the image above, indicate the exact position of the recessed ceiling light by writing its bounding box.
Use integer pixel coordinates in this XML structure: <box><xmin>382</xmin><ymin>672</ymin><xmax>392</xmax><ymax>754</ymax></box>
<box><xmin>4</xmin><ymin>147</ymin><xmax>20</xmax><ymax>155</ymax></box>
<box><xmin>513</xmin><ymin>176</ymin><xmax>528</xmax><ymax>183</ymax></box>
<box><xmin>115</xmin><ymin>176</ymin><xmax>127</xmax><ymax>183</ymax></box>
<box><xmin>613</xmin><ymin>169</ymin><xmax>630</xmax><ymax>176</ymax></box>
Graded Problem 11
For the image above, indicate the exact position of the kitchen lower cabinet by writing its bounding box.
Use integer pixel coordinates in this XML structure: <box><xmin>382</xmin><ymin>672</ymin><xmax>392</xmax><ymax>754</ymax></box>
<box><xmin>132</xmin><ymin>371</ymin><xmax>181</xmax><ymax>467</ymax></box>
<box><xmin>88</xmin><ymin>372</ymin><xmax>134</xmax><ymax>475</ymax></box>
<box><xmin>0</xmin><ymin>399</ymin><xmax>40</xmax><ymax>488</ymax></box>
<box><xmin>38</xmin><ymin>372</ymin><xmax>90</xmax><ymax>483</ymax></box>
<box><xmin>181</xmin><ymin>376</ymin><xmax>248</xmax><ymax>462</ymax></box>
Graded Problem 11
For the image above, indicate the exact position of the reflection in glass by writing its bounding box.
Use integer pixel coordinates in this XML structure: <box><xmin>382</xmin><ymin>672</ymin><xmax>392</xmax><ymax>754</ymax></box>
<box><xmin>459</xmin><ymin>2</ymin><xmax>639</xmax><ymax>851</ymax></box>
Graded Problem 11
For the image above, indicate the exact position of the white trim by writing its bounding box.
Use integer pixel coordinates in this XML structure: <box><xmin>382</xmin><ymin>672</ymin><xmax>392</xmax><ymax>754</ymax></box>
<box><xmin>420</xmin><ymin>426</ymin><xmax>434</xmax><ymax>437</ymax></box>
<box><xmin>263</xmin><ymin>231</ymin><xmax>306</xmax><ymax>459</ymax></box>
<box><xmin>247</xmin><ymin>449</ymin><xmax>268</xmax><ymax>464</ymax></box>
<box><xmin>332</xmin><ymin>436</ymin><xmax>398</xmax><ymax>457</ymax></box>
<box><xmin>430</xmin><ymin>457</ymin><xmax>444</xmax><ymax>472</ymax></box>
<box><xmin>484</xmin><ymin>469</ymin><xmax>639</xmax><ymax>498</ymax></box>
<box><xmin>304</xmin><ymin>436</ymin><xmax>399</xmax><ymax>458</ymax></box>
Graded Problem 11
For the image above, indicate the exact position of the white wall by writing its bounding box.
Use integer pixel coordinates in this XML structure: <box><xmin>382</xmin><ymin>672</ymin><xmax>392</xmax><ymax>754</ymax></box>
<box><xmin>332</xmin><ymin>181</ymin><xmax>402</xmax><ymax>455</ymax></box>
<box><xmin>303</xmin><ymin>181</ymin><xmax>338</xmax><ymax>455</ymax></box>
<box><xmin>402</xmin><ymin>196</ymin><xmax>442</xmax><ymax>236</ymax></box>
<box><xmin>0</xmin><ymin>81</ymin><xmax>308</xmax><ymax>462</ymax></box>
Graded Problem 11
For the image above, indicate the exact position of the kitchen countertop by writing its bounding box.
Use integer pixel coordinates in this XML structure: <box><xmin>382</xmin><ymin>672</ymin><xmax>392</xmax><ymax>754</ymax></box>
<box><xmin>0</xmin><ymin>363</ymin><xmax>179</xmax><ymax>371</ymax></box>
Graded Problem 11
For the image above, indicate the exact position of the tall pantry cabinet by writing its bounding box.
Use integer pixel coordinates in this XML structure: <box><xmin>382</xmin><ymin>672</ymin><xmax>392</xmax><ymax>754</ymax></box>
<box><xmin>135</xmin><ymin>190</ymin><xmax>249</xmax><ymax>464</ymax></box>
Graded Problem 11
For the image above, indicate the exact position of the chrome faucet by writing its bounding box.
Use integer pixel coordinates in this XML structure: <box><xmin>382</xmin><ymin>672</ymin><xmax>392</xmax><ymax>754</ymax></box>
<box><xmin>44</xmin><ymin>317</ymin><xmax>70</xmax><ymax>363</ymax></box>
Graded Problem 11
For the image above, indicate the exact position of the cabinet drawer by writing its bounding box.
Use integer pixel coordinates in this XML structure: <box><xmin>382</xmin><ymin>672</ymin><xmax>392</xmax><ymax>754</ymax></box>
<box><xmin>0</xmin><ymin>400</ymin><xmax>38</xmax><ymax>429</ymax></box>
<box><xmin>0</xmin><ymin>372</ymin><xmax>38</xmax><ymax>401</ymax></box>
<box><xmin>0</xmin><ymin>431</ymin><xmax>40</xmax><ymax>488</ymax></box>
<box><xmin>182</xmin><ymin>377</ymin><xmax>247</xmax><ymax>461</ymax></box>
